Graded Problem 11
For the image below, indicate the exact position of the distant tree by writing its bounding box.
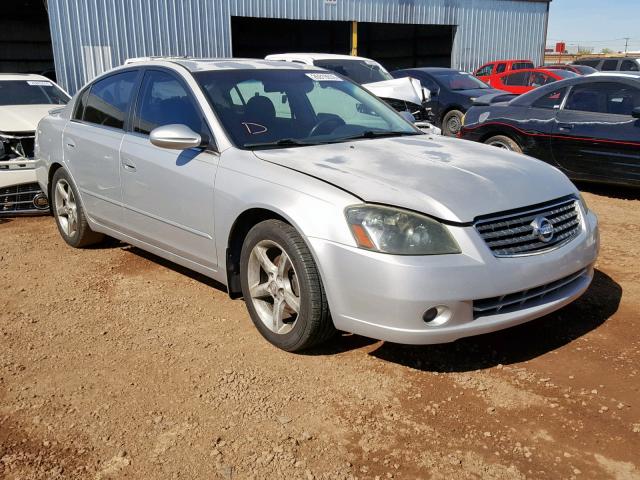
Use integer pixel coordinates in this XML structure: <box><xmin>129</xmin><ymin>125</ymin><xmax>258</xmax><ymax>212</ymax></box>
<box><xmin>601</xmin><ymin>48</ymin><xmax>614</xmax><ymax>54</ymax></box>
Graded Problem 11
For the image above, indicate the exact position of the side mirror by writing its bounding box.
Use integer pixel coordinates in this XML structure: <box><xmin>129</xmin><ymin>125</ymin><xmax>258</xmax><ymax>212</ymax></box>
<box><xmin>398</xmin><ymin>111</ymin><xmax>416</xmax><ymax>123</ymax></box>
<box><xmin>150</xmin><ymin>124</ymin><xmax>202</xmax><ymax>150</ymax></box>
<box><xmin>633</xmin><ymin>107</ymin><xmax>640</xmax><ymax>119</ymax></box>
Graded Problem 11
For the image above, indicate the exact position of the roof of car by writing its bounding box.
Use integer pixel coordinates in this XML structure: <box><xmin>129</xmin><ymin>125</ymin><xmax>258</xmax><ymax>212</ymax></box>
<box><xmin>124</xmin><ymin>57</ymin><xmax>320</xmax><ymax>72</ymax></box>
<box><xmin>0</xmin><ymin>73</ymin><xmax>53</xmax><ymax>81</ymax></box>
<box><xmin>398</xmin><ymin>67</ymin><xmax>459</xmax><ymax>73</ymax></box>
<box><xmin>265</xmin><ymin>53</ymin><xmax>379</xmax><ymax>63</ymax></box>
<box><xmin>589</xmin><ymin>72</ymin><xmax>640</xmax><ymax>79</ymax></box>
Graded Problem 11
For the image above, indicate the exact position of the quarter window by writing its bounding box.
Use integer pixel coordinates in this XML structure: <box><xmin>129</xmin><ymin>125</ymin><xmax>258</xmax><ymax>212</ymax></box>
<box><xmin>73</xmin><ymin>88</ymin><xmax>89</xmax><ymax>120</ymax></box>
<box><xmin>83</xmin><ymin>71</ymin><xmax>137</xmax><ymax>129</ymax></box>
<box><xmin>621</xmin><ymin>60</ymin><xmax>639</xmax><ymax>72</ymax></box>
<box><xmin>134</xmin><ymin>70</ymin><xmax>207</xmax><ymax>136</ymax></box>
<box><xmin>565</xmin><ymin>82</ymin><xmax>640</xmax><ymax>116</ymax></box>
<box><xmin>532</xmin><ymin>87</ymin><xmax>568</xmax><ymax>109</ymax></box>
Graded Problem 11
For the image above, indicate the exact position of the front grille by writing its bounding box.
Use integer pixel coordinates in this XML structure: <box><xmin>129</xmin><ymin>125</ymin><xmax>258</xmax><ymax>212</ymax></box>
<box><xmin>475</xmin><ymin>197</ymin><xmax>581</xmax><ymax>257</ymax></box>
<box><xmin>473</xmin><ymin>268</ymin><xmax>587</xmax><ymax>318</ymax></box>
<box><xmin>0</xmin><ymin>182</ymin><xmax>46</xmax><ymax>215</ymax></box>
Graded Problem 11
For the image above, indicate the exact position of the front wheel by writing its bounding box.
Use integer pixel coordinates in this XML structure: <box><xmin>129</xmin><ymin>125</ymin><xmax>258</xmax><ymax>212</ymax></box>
<box><xmin>442</xmin><ymin>110</ymin><xmax>464</xmax><ymax>137</ymax></box>
<box><xmin>240</xmin><ymin>220</ymin><xmax>335</xmax><ymax>352</ymax></box>
<box><xmin>484</xmin><ymin>135</ymin><xmax>523</xmax><ymax>154</ymax></box>
<box><xmin>51</xmin><ymin>168</ymin><xmax>104</xmax><ymax>248</ymax></box>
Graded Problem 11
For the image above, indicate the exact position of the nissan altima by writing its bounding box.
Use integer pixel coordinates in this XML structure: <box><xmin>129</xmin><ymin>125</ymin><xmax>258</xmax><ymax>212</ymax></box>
<box><xmin>35</xmin><ymin>58</ymin><xmax>599</xmax><ymax>352</ymax></box>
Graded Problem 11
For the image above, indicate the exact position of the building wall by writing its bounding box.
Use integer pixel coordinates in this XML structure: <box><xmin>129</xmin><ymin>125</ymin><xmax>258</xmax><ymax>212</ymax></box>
<box><xmin>47</xmin><ymin>0</ymin><xmax>549</xmax><ymax>94</ymax></box>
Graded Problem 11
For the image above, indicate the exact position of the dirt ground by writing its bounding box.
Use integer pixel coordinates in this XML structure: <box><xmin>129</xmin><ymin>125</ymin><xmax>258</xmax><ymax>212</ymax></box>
<box><xmin>1</xmin><ymin>184</ymin><xmax>639</xmax><ymax>480</ymax></box>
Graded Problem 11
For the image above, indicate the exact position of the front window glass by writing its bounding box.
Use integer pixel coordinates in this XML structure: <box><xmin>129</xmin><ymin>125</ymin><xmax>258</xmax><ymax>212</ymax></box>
<box><xmin>602</xmin><ymin>60</ymin><xmax>619</xmax><ymax>71</ymax></box>
<box><xmin>475</xmin><ymin>65</ymin><xmax>493</xmax><ymax>77</ymax></box>
<box><xmin>431</xmin><ymin>71</ymin><xmax>489</xmax><ymax>90</ymax></box>
<box><xmin>495</xmin><ymin>63</ymin><xmax>507</xmax><ymax>73</ymax></box>
<box><xmin>134</xmin><ymin>70</ymin><xmax>207</xmax><ymax>136</ymax></box>
<box><xmin>313</xmin><ymin>59</ymin><xmax>393</xmax><ymax>84</ymax></box>
<box><xmin>195</xmin><ymin>69</ymin><xmax>419</xmax><ymax>149</ymax></box>
<box><xmin>565</xmin><ymin>82</ymin><xmax>640</xmax><ymax>115</ymax></box>
<box><xmin>83</xmin><ymin>71</ymin><xmax>138</xmax><ymax>129</ymax></box>
<box><xmin>0</xmin><ymin>80</ymin><xmax>69</xmax><ymax>106</ymax></box>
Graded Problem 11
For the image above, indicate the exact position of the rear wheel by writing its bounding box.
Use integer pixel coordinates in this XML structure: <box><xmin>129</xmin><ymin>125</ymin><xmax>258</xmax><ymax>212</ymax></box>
<box><xmin>484</xmin><ymin>135</ymin><xmax>523</xmax><ymax>154</ymax></box>
<box><xmin>51</xmin><ymin>168</ymin><xmax>104</xmax><ymax>248</ymax></box>
<box><xmin>442</xmin><ymin>110</ymin><xmax>464</xmax><ymax>137</ymax></box>
<box><xmin>240</xmin><ymin>219</ymin><xmax>335</xmax><ymax>352</ymax></box>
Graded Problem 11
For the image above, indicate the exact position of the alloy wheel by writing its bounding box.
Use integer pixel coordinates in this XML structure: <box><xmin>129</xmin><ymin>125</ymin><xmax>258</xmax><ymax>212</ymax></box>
<box><xmin>54</xmin><ymin>179</ymin><xmax>78</xmax><ymax>237</ymax></box>
<box><xmin>247</xmin><ymin>240</ymin><xmax>301</xmax><ymax>335</ymax></box>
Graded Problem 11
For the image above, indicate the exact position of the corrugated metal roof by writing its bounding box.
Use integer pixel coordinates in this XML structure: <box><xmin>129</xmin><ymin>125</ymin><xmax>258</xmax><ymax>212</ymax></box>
<box><xmin>47</xmin><ymin>0</ymin><xmax>549</xmax><ymax>94</ymax></box>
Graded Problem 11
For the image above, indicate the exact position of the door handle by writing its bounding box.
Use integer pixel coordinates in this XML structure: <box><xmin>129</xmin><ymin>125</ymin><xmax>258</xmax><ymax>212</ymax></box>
<box><xmin>121</xmin><ymin>159</ymin><xmax>137</xmax><ymax>172</ymax></box>
<box><xmin>558</xmin><ymin>123</ymin><xmax>574</xmax><ymax>131</ymax></box>
<box><xmin>65</xmin><ymin>140</ymin><xmax>76</xmax><ymax>148</ymax></box>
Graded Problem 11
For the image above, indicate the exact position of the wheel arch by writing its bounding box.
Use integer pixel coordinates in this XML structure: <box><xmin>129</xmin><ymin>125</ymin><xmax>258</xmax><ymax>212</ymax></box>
<box><xmin>47</xmin><ymin>162</ymin><xmax>64</xmax><ymax>213</ymax></box>
<box><xmin>225</xmin><ymin>207</ymin><xmax>292</xmax><ymax>299</ymax></box>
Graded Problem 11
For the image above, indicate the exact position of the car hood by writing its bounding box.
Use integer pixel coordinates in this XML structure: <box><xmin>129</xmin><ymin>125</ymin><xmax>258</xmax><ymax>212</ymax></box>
<box><xmin>456</xmin><ymin>88</ymin><xmax>504</xmax><ymax>98</ymax></box>
<box><xmin>0</xmin><ymin>105</ymin><xmax>57</xmax><ymax>133</ymax></box>
<box><xmin>253</xmin><ymin>135</ymin><xmax>576</xmax><ymax>223</ymax></box>
<box><xmin>362</xmin><ymin>77</ymin><xmax>426</xmax><ymax>106</ymax></box>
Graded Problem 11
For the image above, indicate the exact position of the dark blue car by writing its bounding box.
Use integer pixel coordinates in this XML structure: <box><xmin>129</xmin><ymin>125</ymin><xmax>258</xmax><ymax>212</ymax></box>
<box><xmin>392</xmin><ymin>67</ymin><xmax>505</xmax><ymax>136</ymax></box>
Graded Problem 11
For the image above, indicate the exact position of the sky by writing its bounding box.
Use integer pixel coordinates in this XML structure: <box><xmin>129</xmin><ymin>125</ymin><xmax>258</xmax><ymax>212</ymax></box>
<box><xmin>547</xmin><ymin>0</ymin><xmax>640</xmax><ymax>53</ymax></box>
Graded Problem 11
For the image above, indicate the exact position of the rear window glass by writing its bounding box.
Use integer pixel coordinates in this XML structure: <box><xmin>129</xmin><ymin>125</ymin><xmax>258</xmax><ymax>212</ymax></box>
<box><xmin>83</xmin><ymin>71</ymin><xmax>138</xmax><ymax>129</ymax></box>
<box><xmin>512</xmin><ymin>61</ymin><xmax>534</xmax><ymax>71</ymax></box>
<box><xmin>502</xmin><ymin>71</ymin><xmax>529</xmax><ymax>86</ymax></box>
<box><xmin>621</xmin><ymin>60</ymin><xmax>640</xmax><ymax>72</ymax></box>
<box><xmin>602</xmin><ymin>60</ymin><xmax>619</xmax><ymax>71</ymax></box>
<box><xmin>532</xmin><ymin>87</ymin><xmax>567</xmax><ymax>109</ymax></box>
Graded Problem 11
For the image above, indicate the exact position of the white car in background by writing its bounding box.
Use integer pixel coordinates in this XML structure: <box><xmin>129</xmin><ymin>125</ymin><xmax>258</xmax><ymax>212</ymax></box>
<box><xmin>265</xmin><ymin>53</ymin><xmax>440</xmax><ymax>133</ymax></box>
<box><xmin>1</xmin><ymin>73</ymin><xmax>70</xmax><ymax>215</ymax></box>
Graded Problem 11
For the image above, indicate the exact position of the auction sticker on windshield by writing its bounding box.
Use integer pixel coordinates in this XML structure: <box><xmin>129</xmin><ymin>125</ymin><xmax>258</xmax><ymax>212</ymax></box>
<box><xmin>306</xmin><ymin>73</ymin><xmax>342</xmax><ymax>82</ymax></box>
<box><xmin>27</xmin><ymin>81</ymin><xmax>53</xmax><ymax>86</ymax></box>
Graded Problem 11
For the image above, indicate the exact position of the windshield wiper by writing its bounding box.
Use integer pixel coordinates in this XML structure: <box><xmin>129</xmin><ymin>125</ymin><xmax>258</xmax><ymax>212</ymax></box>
<box><xmin>244</xmin><ymin>138</ymin><xmax>319</xmax><ymax>149</ymax></box>
<box><xmin>333</xmin><ymin>130</ymin><xmax>423</xmax><ymax>142</ymax></box>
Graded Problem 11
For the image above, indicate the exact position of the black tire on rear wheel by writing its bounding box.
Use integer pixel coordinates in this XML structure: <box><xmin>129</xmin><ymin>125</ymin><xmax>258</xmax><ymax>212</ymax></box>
<box><xmin>239</xmin><ymin>219</ymin><xmax>335</xmax><ymax>352</ymax></box>
<box><xmin>484</xmin><ymin>135</ymin><xmax>523</xmax><ymax>154</ymax></box>
<box><xmin>51</xmin><ymin>168</ymin><xmax>104</xmax><ymax>248</ymax></box>
<box><xmin>442</xmin><ymin>109</ymin><xmax>464</xmax><ymax>137</ymax></box>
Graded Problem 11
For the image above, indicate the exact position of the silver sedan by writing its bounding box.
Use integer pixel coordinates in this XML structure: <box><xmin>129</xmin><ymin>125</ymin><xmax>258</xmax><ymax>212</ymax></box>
<box><xmin>35</xmin><ymin>58</ymin><xmax>599</xmax><ymax>351</ymax></box>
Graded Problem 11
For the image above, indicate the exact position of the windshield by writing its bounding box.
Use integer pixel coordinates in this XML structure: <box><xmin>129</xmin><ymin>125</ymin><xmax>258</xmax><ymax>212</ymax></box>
<box><xmin>0</xmin><ymin>80</ymin><xmax>69</xmax><ymax>106</ymax></box>
<box><xmin>195</xmin><ymin>69</ymin><xmax>420</xmax><ymax>149</ymax></box>
<box><xmin>312</xmin><ymin>59</ymin><xmax>393</xmax><ymax>84</ymax></box>
<box><xmin>431</xmin><ymin>71</ymin><xmax>490</xmax><ymax>90</ymax></box>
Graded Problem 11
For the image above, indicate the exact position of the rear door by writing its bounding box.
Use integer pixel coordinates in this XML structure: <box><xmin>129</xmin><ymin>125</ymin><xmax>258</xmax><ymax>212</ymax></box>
<box><xmin>119</xmin><ymin>68</ymin><xmax>219</xmax><ymax>268</ymax></box>
<box><xmin>63</xmin><ymin>69</ymin><xmax>139</xmax><ymax>229</ymax></box>
<box><xmin>551</xmin><ymin>80</ymin><xmax>640</xmax><ymax>181</ymax></box>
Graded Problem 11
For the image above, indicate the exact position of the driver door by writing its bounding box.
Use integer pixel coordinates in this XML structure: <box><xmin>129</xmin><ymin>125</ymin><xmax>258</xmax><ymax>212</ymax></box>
<box><xmin>119</xmin><ymin>69</ymin><xmax>220</xmax><ymax>269</ymax></box>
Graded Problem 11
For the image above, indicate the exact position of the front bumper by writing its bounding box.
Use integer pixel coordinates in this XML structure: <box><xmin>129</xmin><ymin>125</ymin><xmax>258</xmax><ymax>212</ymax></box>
<box><xmin>309</xmin><ymin>210</ymin><xmax>599</xmax><ymax>345</ymax></box>
<box><xmin>0</xmin><ymin>164</ymin><xmax>49</xmax><ymax>215</ymax></box>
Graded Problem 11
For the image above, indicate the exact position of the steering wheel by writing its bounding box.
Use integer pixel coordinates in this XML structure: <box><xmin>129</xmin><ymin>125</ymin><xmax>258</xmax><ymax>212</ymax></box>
<box><xmin>309</xmin><ymin>117</ymin><xmax>345</xmax><ymax>137</ymax></box>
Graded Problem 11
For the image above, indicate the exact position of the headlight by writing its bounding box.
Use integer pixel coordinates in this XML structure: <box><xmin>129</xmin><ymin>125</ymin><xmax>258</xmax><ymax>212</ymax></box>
<box><xmin>578</xmin><ymin>193</ymin><xmax>590</xmax><ymax>214</ymax></box>
<box><xmin>345</xmin><ymin>205</ymin><xmax>461</xmax><ymax>255</ymax></box>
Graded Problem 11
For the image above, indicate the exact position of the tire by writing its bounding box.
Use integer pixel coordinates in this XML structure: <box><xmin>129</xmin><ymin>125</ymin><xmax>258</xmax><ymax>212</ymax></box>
<box><xmin>442</xmin><ymin>110</ymin><xmax>464</xmax><ymax>137</ymax></box>
<box><xmin>51</xmin><ymin>168</ymin><xmax>104</xmax><ymax>248</ymax></box>
<box><xmin>239</xmin><ymin>219</ymin><xmax>335</xmax><ymax>352</ymax></box>
<box><xmin>484</xmin><ymin>135</ymin><xmax>523</xmax><ymax>154</ymax></box>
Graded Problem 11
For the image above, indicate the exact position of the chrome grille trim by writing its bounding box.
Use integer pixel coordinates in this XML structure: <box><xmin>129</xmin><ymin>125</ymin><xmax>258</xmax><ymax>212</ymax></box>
<box><xmin>474</xmin><ymin>197</ymin><xmax>581</xmax><ymax>257</ymax></box>
<box><xmin>473</xmin><ymin>268</ymin><xmax>587</xmax><ymax>318</ymax></box>
<box><xmin>0</xmin><ymin>182</ymin><xmax>47</xmax><ymax>215</ymax></box>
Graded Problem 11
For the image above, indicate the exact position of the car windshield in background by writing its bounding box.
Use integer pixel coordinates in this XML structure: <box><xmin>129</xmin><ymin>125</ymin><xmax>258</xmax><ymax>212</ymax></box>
<box><xmin>0</xmin><ymin>80</ymin><xmax>69</xmax><ymax>106</ymax></box>
<box><xmin>431</xmin><ymin>71</ymin><xmax>490</xmax><ymax>90</ymax></box>
<box><xmin>312</xmin><ymin>59</ymin><xmax>393</xmax><ymax>84</ymax></box>
<box><xmin>195</xmin><ymin>69</ymin><xmax>420</xmax><ymax>150</ymax></box>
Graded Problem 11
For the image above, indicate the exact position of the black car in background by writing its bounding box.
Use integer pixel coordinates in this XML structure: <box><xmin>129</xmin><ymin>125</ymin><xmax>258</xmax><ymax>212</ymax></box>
<box><xmin>391</xmin><ymin>67</ymin><xmax>505</xmax><ymax>136</ymax></box>
<box><xmin>544</xmin><ymin>64</ymin><xmax>598</xmax><ymax>75</ymax></box>
<box><xmin>460</xmin><ymin>74</ymin><xmax>640</xmax><ymax>187</ymax></box>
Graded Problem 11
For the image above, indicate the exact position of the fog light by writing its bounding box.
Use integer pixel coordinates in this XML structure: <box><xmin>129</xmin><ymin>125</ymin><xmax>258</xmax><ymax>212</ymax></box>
<box><xmin>422</xmin><ymin>305</ymin><xmax>452</xmax><ymax>326</ymax></box>
<box><xmin>33</xmin><ymin>193</ymin><xmax>49</xmax><ymax>210</ymax></box>
<box><xmin>422</xmin><ymin>307</ymin><xmax>438</xmax><ymax>323</ymax></box>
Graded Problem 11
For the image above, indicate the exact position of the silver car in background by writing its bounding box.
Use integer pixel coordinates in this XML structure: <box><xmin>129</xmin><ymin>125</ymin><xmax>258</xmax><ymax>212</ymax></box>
<box><xmin>35</xmin><ymin>58</ymin><xmax>599</xmax><ymax>352</ymax></box>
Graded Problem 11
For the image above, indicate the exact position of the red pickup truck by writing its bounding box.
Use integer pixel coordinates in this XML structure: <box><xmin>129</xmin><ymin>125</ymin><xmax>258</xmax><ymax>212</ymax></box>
<box><xmin>474</xmin><ymin>59</ymin><xmax>534</xmax><ymax>83</ymax></box>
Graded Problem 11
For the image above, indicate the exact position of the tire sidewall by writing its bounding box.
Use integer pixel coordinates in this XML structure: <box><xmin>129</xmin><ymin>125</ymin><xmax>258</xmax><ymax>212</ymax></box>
<box><xmin>485</xmin><ymin>135</ymin><xmax>522</xmax><ymax>153</ymax></box>
<box><xmin>240</xmin><ymin>221</ymin><xmax>317</xmax><ymax>351</ymax></box>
